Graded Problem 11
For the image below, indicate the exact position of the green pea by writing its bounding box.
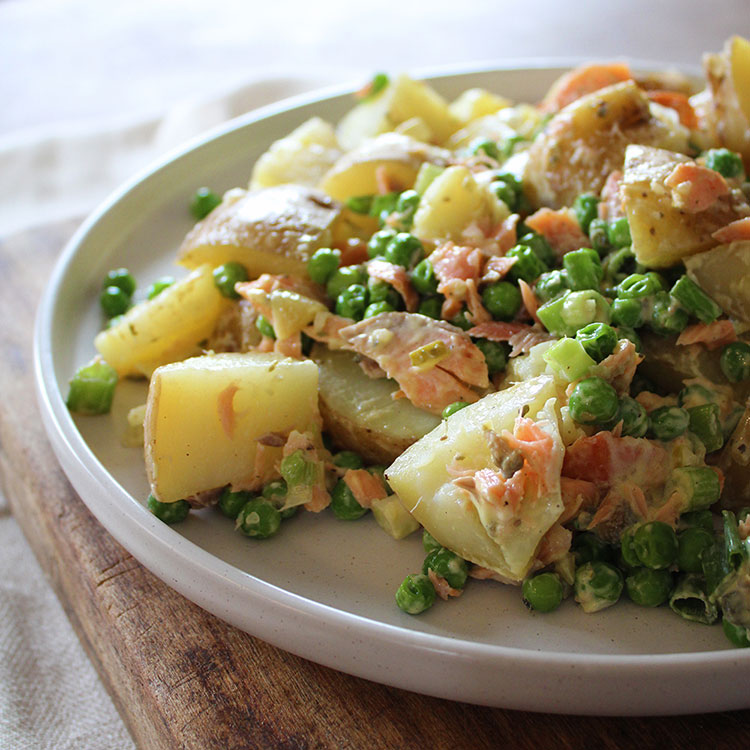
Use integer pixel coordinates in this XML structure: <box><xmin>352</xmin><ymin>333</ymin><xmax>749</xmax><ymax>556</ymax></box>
<box><xmin>482</xmin><ymin>280</ymin><xmax>522</xmax><ymax>321</ymax></box>
<box><xmin>330</xmin><ymin>479</ymin><xmax>367</xmax><ymax>520</ymax></box>
<box><xmin>572</xmin><ymin>532</ymin><xmax>614</xmax><ymax>566</ymax></box>
<box><xmin>147</xmin><ymin>494</ymin><xmax>190</xmax><ymax>524</ymax></box>
<box><xmin>307</xmin><ymin>247</ymin><xmax>341</xmax><ymax>284</ymax></box>
<box><xmin>588</xmin><ymin>217</ymin><xmax>611</xmax><ymax>255</ymax></box>
<box><xmin>411</xmin><ymin>258</ymin><xmax>438</xmax><ymax>295</ymax></box>
<box><xmin>574</xmin><ymin>561</ymin><xmax>624</xmax><ymax>613</ymax></box>
<box><xmin>496</xmin><ymin>171</ymin><xmax>523</xmax><ymax>195</ymax></box>
<box><xmin>218</xmin><ymin>487</ymin><xmax>253</xmax><ymax>519</ymax></box>
<box><xmin>236</xmin><ymin>498</ymin><xmax>281</xmax><ymax>539</ymax></box>
<box><xmin>573</xmin><ymin>193</ymin><xmax>599</xmax><ymax>234</ymax></box>
<box><xmin>633</xmin><ymin>521</ymin><xmax>678</xmax><ymax>569</ymax></box>
<box><xmin>103</xmin><ymin>268</ymin><xmax>136</xmax><ymax>296</ymax></box>
<box><xmin>336</xmin><ymin>284</ymin><xmax>369</xmax><ymax>320</ymax></box>
<box><xmin>66</xmin><ymin>359</ymin><xmax>118</xmax><ymax>415</ymax></box>
<box><xmin>720</xmin><ymin>341</ymin><xmax>750</xmax><ymax>383</ymax></box>
<box><xmin>367</xmin><ymin>228</ymin><xmax>397</xmax><ymax>259</ymax></box>
<box><xmin>442</xmin><ymin>401</ymin><xmax>470</xmax><ymax>419</ymax></box>
<box><xmin>535</xmin><ymin>269</ymin><xmax>568</xmax><ymax>302</ymax></box>
<box><xmin>490</xmin><ymin>179</ymin><xmax>517</xmax><ymax>209</ymax></box>
<box><xmin>370</xmin><ymin>192</ymin><xmax>400</xmax><ymax>225</ymax></box>
<box><xmin>450</xmin><ymin>309</ymin><xmax>473</xmax><ymax>330</ymax></box>
<box><xmin>507</xmin><ymin>244</ymin><xmax>548</xmax><ymax>283</ymax></box>
<box><xmin>471</xmin><ymin>138</ymin><xmax>501</xmax><ymax>160</ymax></box>
<box><xmin>678</xmin><ymin>383</ymin><xmax>717</xmax><ymax>408</ymax></box>
<box><xmin>100</xmin><ymin>285</ymin><xmax>131</xmax><ymax>318</ymax></box>
<box><xmin>649</xmin><ymin>405</ymin><xmax>689</xmax><ymax>441</ymax></box>
<box><xmin>383</xmin><ymin>233</ymin><xmax>424</xmax><ymax>268</ymax></box>
<box><xmin>625</xmin><ymin>567</ymin><xmax>673</xmax><ymax>607</ymax></box>
<box><xmin>146</xmin><ymin>276</ymin><xmax>174</xmax><ymax>300</ymax></box>
<box><xmin>189</xmin><ymin>186</ymin><xmax>221</xmax><ymax>219</ymax></box>
<box><xmin>367</xmin><ymin>278</ymin><xmax>401</xmax><ymax>307</ymax></box>
<box><xmin>618</xmin><ymin>396</ymin><xmax>648</xmax><ymax>438</ymax></box>
<box><xmin>255</xmin><ymin>314</ymin><xmax>276</xmax><ymax>339</ymax></box>
<box><xmin>332</xmin><ymin>451</ymin><xmax>364</xmax><ymax>470</ymax></box>
<box><xmin>262</xmin><ymin>479</ymin><xmax>288</xmax><ymax>505</ymax></box>
<box><xmin>704</xmin><ymin>148</ymin><xmax>745</xmax><ymax>179</ymax></box>
<box><xmin>213</xmin><ymin>261</ymin><xmax>249</xmax><ymax>299</ymax></box>
<box><xmin>522</xmin><ymin>572</ymin><xmax>564</xmax><ymax>612</ymax></box>
<box><xmin>422</xmin><ymin>548</ymin><xmax>469</xmax><ymax>590</ymax></box>
<box><xmin>649</xmin><ymin>292</ymin><xmax>689</xmax><ymax>336</ymax></box>
<box><xmin>418</xmin><ymin>296</ymin><xmax>443</xmax><ymax>319</ymax></box>
<box><xmin>345</xmin><ymin>195</ymin><xmax>373</xmax><ymax>214</ymax></box>
<box><xmin>722</xmin><ymin>617</ymin><xmax>750</xmax><ymax>647</ymax></box>
<box><xmin>326</xmin><ymin>265</ymin><xmax>367</xmax><ymax>300</ymax></box>
<box><xmin>395</xmin><ymin>573</ymin><xmax>436</xmax><ymax>614</ymax></box>
<box><xmin>518</xmin><ymin>232</ymin><xmax>556</xmax><ymax>267</ymax></box>
<box><xmin>396</xmin><ymin>189</ymin><xmax>420</xmax><ymax>220</ymax></box>
<box><xmin>364</xmin><ymin>301</ymin><xmax>395</xmax><ymax>318</ymax></box>
<box><xmin>568</xmin><ymin>376</ymin><xmax>619</xmax><ymax>425</ymax></box>
<box><xmin>619</xmin><ymin>526</ymin><xmax>641</xmax><ymax>569</ymax></box>
<box><xmin>423</xmin><ymin>529</ymin><xmax>441</xmax><ymax>553</ymax></box>
<box><xmin>687</xmin><ymin>403</ymin><xmax>724</xmax><ymax>453</ymax></box>
<box><xmin>575</xmin><ymin>322</ymin><xmax>617</xmax><ymax>362</ymax></box>
<box><xmin>677</xmin><ymin>527</ymin><xmax>714</xmax><ymax>574</ymax></box>
<box><xmin>475</xmin><ymin>338</ymin><xmax>508</xmax><ymax>375</ymax></box>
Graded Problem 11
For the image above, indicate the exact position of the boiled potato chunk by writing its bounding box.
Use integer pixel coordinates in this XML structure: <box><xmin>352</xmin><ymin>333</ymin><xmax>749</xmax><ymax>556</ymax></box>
<box><xmin>145</xmin><ymin>353</ymin><xmax>318</xmax><ymax>503</ymax></box>
<box><xmin>371</xmin><ymin>495</ymin><xmax>420</xmax><ymax>540</ymax></box>
<box><xmin>386</xmin><ymin>376</ymin><xmax>565</xmax><ymax>581</ymax></box>
<box><xmin>178</xmin><ymin>185</ymin><xmax>341</xmax><ymax>276</ymax></box>
<box><xmin>95</xmin><ymin>264</ymin><xmax>230</xmax><ymax>378</ymax></box>
<box><xmin>412</xmin><ymin>165</ymin><xmax>505</xmax><ymax>243</ymax></box>
<box><xmin>249</xmin><ymin>117</ymin><xmax>342</xmax><ymax>190</ymax></box>
<box><xmin>318</xmin><ymin>132</ymin><xmax>450</xmax><ymax>202</ymax></box>
<box><xmin>684</xmin><ymin>241</ymin><xmax>750</xmax><ymax>323</ymax></box>
<box><xmin>314</xmin><ymin>345</ymin><xmax>440</xmax><ymax>464</ymax></box>
<box><xmin>336</xmin><ymin>74</ymin><xmax>461</xmax><ymax>150</ymax></box>
<box><xmin>524</xmin><ymin>81</ymin><xmax>690</xmax><ymax>209</ymax></box>
<box><xmin>449</xmin><ymin>88</ymin><xmax>511</xmax><ymax>123</ymax></box>
<box><xmin>623</xmin><ymin>145</ymin><xmax>746</xmax><ymax>268</ymax></box>
<box><xmin>700</xmin><ymin>36</ymin><xmax>750</xmax><ymax>162</ymax></box>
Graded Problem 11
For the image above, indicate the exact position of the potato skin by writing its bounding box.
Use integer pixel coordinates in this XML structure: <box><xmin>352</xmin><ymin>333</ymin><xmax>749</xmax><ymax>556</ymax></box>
<box><xmin>178</xmin><ymin>185</ymin><xmax>341</xmax><ymax>276</ymax></box>
<box><xmin>524</xmin><ymin>81</ymin><xmax>690</xmax><ymax>209</ymax></box>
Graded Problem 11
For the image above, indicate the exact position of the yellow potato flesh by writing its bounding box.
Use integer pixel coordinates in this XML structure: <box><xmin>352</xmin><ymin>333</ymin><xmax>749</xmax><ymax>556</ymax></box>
<box><xmin>386</xmin><ymin>376</ymin><xmax>564</xmax><ymax>581</ymax></box>
<box><xmin>623</xmin><ymin>145</ymin><xmax>744</xmax><ymax>268</ymax></box>
<box><xmin>314</xmin><ymin>346</ymin><xmax>440</xmax><ymax>464</ymax></box>
<box><xmin>95</xmin><ymin>264</ymin><xmax>229</xmax><ymax>378</ymax></box>
<box><xmin>449</xmin><ymin>88</ymin><xmax>511</xmax><ymax>123</ymax></box>
<box><xmin>178</xmin><ymin>185</ymin><xmax>341</xmax><ymax>276</ymax></box>
<box><xmin>145</xmin><ymin>353</ymin><xmax>319</xmax><ymax>503</ymax></box>
<box><xmin>730</xmin><ymin>36</ymin><xmax>750</xmax><ymax>123</ymax></box>
<box><xmin>319</xmin><ymin>132</ymin><xmax>449</xmax><ymax>202</ymax></box>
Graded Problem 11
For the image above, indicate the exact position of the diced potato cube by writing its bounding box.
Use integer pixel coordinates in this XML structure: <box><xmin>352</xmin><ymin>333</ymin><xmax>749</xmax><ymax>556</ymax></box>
<box><xmin>449</xmin><ymin>88</ymin><xmax>511</xmax><ymax>123</ymax></box>
<box><xmin>622</xmin><ymin>145</ymin><xmax>743</xmax><ymax>268</ymax></box>
<box><xmin>371</xmin><ymin>495</ymin><xmax>420</xmax><ymax>540</ymax></box>
<box><xmin>178</xmin><ymin>185</ymin><xmax>341</xmax><ymax>276</ymax></box>
<box><xmin>412</xmin><ymin>165</ymin><xmax>497</xmax><ymax>243</ymax></box>
<box><xmin>386</xmin><ymin>375</ymin><xmax>565</xmax><ymax>582</ymax></box>
<box><xmin>336</xmin><ymin>74</ymin><xmax>461</xmax><ymax>150</ymax></box>
<box><xmin>250</xmin><ymin>117</ymin><xmax>342</xmax><ymax>190</ymax></box>
<box><xmin>95</xmin><ymin>264</ymin><xmax>230</xmax><ymax>378</ymax></box>
<box><xmin>145</xmin><ymin>353</ymin><xmax>319</xmax><ymax>503</ymax></box>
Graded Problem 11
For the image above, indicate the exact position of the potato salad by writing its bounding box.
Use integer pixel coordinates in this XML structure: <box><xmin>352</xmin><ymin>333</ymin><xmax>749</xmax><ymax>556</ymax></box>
<box><xmin>68</xmin><ymin>37</ymin><xmax>750</xmax><ymax>645</ymax></box>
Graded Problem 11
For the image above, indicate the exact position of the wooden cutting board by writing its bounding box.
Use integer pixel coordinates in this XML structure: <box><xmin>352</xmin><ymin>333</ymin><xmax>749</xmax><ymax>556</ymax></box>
<box><xmin>1</xmin><ymin>219</ymin><xmax>749</xmax><ymax>749</ymax></box>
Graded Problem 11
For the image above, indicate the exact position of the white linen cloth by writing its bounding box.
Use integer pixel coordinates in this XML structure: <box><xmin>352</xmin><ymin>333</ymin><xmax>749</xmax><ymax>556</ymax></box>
<box><xmin>2</xmin><ymin>1</ymin><xmax>750</xmax><ymax>747</ymax></box>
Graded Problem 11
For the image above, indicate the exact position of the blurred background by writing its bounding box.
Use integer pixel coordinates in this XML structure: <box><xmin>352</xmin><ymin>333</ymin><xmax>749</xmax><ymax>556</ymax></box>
<box><xmin>1</xmin><ymin>0</ymin><xmax>749</xmax><ymax>747</ymax></box>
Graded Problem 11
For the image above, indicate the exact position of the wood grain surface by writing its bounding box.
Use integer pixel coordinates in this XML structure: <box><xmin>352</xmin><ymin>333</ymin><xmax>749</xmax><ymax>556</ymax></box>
<box><xmin>1</xmin><ymin>220</ymin><xmax>749</xmax><ymax>749</ymax></box>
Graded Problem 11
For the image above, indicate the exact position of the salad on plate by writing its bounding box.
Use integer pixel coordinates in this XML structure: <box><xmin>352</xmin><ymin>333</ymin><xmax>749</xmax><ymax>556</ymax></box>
<box><xmin>67</xmin><ymin>37</ymin><xmax>750</xmax><ymax>646</ymax></box>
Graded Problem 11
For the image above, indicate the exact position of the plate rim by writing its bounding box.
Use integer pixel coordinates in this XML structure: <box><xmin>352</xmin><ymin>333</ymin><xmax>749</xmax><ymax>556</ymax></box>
<box><xmin>32</xmin><ymin>59</ymin><xmax>750</xmax><ymax>715</ymax></box>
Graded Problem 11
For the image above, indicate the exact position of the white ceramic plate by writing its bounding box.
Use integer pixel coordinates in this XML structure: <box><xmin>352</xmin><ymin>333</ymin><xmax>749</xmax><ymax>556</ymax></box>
<box><xmin>34</xmin><ymin>63</ymin><xmax>750</xmax><ymax>716</ymax></box>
